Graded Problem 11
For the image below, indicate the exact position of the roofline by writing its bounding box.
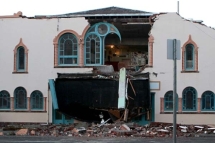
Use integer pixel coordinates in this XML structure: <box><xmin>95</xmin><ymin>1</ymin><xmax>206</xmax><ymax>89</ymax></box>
<box><xmin>35</xmin><ymin>13</ymin><xmax>155</xmax><ymax>18</ymax></box>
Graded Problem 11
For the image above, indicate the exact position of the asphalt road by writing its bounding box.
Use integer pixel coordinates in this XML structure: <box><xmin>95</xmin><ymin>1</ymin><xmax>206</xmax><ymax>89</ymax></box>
<box><xmin>0</xmin><ymin>136</ymin><xmax>215</xmax><ymax>143</ymax></box>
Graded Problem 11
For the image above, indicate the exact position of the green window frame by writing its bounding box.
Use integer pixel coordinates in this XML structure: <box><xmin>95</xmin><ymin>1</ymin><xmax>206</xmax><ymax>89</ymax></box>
<box><xmin>58</xmin><ymin>33</ymin><xmax>78</xmax><ymax>65</ymax></box>
<box><xmin>84</xmin><ymin>22</ymin><xmax>121</xmax><ymax>66</ymax></box>
<box><xmin>0</xmin><ymin>90</ymin><xmax>10</xmax><ymax>109</ymax></box>
<box><xmin>85</xmin><ymin>33</ymin><xmax>101</xmax><ymax>65</ymax></box>
<box><xmin>14</xmin><ymin>87</ymin><xmax>27</xmax><ymax>109</ymax></box>
<box><xmin>201</xmin><ymin>91</ymin><xmax>215</xmax><ymax>111</ymax></box>
<box><xmin>17</xmin><ymin>46</ymin><xmax>25</xmax><ymax>71</ymax></box>
<box><xmin>182</xmin><ymin>87</ymin><xmax>197</xmax><ymax>111</ymax></box>
<box><xmin>30</xmin><ymin>90</ymin><xmax>43</xmax><ymax>110</ymax></box>
<box><xmin>164</xmin><ymin>91</ymin><xmax>178</xmax><ymax>111</ymax></box>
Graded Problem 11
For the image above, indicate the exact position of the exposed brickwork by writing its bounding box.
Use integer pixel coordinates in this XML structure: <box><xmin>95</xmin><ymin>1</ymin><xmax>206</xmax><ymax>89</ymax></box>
<box><xmin>160</xmin><ymin>98</ymin><xmax>164</xmax><ymax>112</ymax></box>
<box><xmin>27</xmin><ymin>97</ymin><xmax>30</xmax><ymax>111</ymax></box>
<box><xmin>197</xmin><ymin>98</ymin><xmax>201</xmax><ymax>113</ymax></box>
<box><xmin>178</xmin><ymin>98</ymin><xmax>182</xmax><ymax>113</ymax></box>
<box><xmin>11</xmin><ymin>97</ymin><xmax>14</xmax><ymax>111</ymax></box>
<box><xmin>148</xmin><ymin>34</ymin><xmax>154</xmax><ymax>67</ymax></box>
<box><xmin>44</xmin><ymin>97</ymin><xmax>47</xmax><ymax>112</ymax></box>
<box><xmin>80</xmin><ymin>25</ymin><xmax>90</xmax><ymax>66</ymax></box>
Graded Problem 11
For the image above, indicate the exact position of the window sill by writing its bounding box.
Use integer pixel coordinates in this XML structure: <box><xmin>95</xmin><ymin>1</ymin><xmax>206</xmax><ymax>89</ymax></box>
<box><xmin>30</xmin><ymin>109</ymin><xmax>44</xmax><ymax>111</ymax></box>
<box><xmin>181</xmin><ymin>71</ymin><xmax>199</xmax><ymax>73</ymax></box>
<box><xmin>54</xmin><ymin>66</ymin><xmax>86</xmax><ymax>68</ymax></box>
<box><xmin>0</xmin><ymin>110</ymin><xmax>47</xmax><ymax>113</ymax></box>
<box><xmin>161</xmin><ymin>112</ymin><xmax>215</xmax><ymax>114</ymax></box>
<box><xmin>0</xmin><ymin>109</ymin><xmax>11</xmax><ymax>111</ymax></box>
<box><xmin>13</xmin><ymin>109</ymin><xmax>28</xmax><ymax>111</ymax></box>
<box><xmin>12</xmin><ymin>71</ymin><xmax>28</xmax><ymax>74</ymax></box>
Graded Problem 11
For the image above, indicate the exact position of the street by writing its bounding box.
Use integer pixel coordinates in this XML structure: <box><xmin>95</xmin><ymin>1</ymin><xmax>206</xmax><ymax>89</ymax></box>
<box><xmin>0</xmin><ymin>136</ymin><xmax>215</xmax><ymax>143</ymax></box>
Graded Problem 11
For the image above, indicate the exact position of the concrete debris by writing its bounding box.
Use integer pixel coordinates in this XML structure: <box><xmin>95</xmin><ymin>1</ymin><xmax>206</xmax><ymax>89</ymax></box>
<box><xmin>15</xmin><ymin>129</ymin><xmax>28</xmax><ymax>136</ymax></box>
<box><xmin>0</xmin><ymin>122</ymin><xmax>215</xmax><ymax>137</ymax></box>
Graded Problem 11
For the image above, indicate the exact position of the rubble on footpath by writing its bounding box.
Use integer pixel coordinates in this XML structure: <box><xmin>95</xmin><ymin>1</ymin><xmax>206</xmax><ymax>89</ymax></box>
<box><xmin>0</xmin><ymin>122</ymin><xmax>215</xmax><ymax>137</ymax></box>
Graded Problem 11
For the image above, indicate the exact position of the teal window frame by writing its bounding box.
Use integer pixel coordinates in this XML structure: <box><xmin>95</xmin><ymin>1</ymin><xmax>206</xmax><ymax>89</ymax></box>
<box><xmin>201</xmin><ymin>91</ymin><xmax>215</xmax><ymax>111</ymax></box>
<box><xmin>58</xmin><ymin>33</ymin><xmax>78</xmax><ymax>66</ymax></box>
<box><xmin>14</xmin><ymin>87</ymin><xmax>27</xmax><ymax>109</ymax></box>
<box><xmin>0</xmin><ymin>90</ymin><xmax>10</xmax><ymax>109</ymax></box>
<box><xmin>84</xmin><ymin>22</ymin><xmax>121</xmax><ymax>66</ymax></box>
<box><xmin>85</xmin><ymin>33</ymin><xmax>102</xmax><ymax>65</ymax></box>
<box><xmin>182</xmin><ymin>87</ymin><xmax>197</xmax><ymax>111</ymax></box>
<box><xmin>164</xmin><ymin>91</ymin><xmax>178</xmax><ymax>111</ymax></box>
<box><xmin>17</xmin><ymin>46</ymin><xmax>25</xmax><ymax>71</ymax></box>
<box><xmin>184</xmin><ymin>44</ymin><xmax>195</xmax><ymax>71</ymax></box>
<box><xmin>30</xmin><ymin>90</ymin><xmax>43</xmax><ymax>110</ymax></box>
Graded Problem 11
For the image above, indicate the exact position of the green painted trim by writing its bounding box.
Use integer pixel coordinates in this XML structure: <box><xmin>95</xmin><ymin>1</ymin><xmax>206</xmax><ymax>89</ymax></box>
<box><xmin>118</xmin><ymin>97</ymin><xmax>125</xmax><ymax>109</ymax></box>
<box><xmin>49</xmin><ymin>79</ymin><xmax>59</xmax><ymax>109</ymax></box>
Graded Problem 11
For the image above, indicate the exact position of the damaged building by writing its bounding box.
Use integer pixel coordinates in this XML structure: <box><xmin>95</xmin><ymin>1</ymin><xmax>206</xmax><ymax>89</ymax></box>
<box><xmin>0</xmin><ymin>6</ymin><xmax>215</xmax><ymax>125</ymax></box>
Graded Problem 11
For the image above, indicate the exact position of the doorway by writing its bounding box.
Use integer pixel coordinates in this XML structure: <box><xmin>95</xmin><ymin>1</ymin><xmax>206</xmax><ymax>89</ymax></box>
<box><xmin>53</xmin><ymin>109</ymin><xmax>74</xmax><ymax>124</ymax></box>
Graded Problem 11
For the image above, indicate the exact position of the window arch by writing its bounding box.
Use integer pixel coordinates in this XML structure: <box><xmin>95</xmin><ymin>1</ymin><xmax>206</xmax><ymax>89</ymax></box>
<box><xmin>182</xmin><ymin>86</ymin><xmax>197</xmax><ymax>111</ymax></box>
<box><xmin>85</xmin><ymin>33</ymin><xmax>101</xmax><ymax>65</ymax></box>
<box><xmin>30</xmin><ymin>90</ymin><xmax>43</xmax><ymax>110</ymax></box>
<box><xmin>182</xmin><ymin>35</ymin><xmax>198</xmax><ymax>71</ymax></box>
<box><xmin>0</xmin><ymin>90</ymin><xmax>10</xmax><ymax>109</ymax></box>
<box><xmin>14</xmin><ymin>87</ymin><xmax>27</xmax><ymax>109</ymax></box>
<box><xmin>13</xmin><ymin>38</ymin><xmax>28</xmax><ymax>73</ymax></box>
<box><xmin>84</xmin><ymin>22</ymin><xmax>121</xmax><ymax>66</ymax></box>
<box><xmin>53</xmin><ymin>30</ymin><xmax>80</xmax><ymax>66</ymax></box>
<box><xmin>58</xmin><ymin>33</ymin><xmax>78</xmax><ymax>65</ymax></box>
<box><xmin>164</xmin><ymin>91</ymin><xmax>178</xmax><ymax>111</ymax></box>
<box><xmin>201</xmin><ymin>91</ymin><xmax>215</xmax><ymax>111</ymax></box>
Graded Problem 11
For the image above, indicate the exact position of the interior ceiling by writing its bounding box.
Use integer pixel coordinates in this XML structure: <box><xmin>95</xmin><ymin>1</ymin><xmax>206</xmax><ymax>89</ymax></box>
<box><xmin>87</xmin><ymin>17</ymin><xmax>151</xmax><ymax>39</ymax></box>
<box><xmin>114</xmin><ymin>23</ymin><xmax>151</xmax><ymax>38</ymax></box>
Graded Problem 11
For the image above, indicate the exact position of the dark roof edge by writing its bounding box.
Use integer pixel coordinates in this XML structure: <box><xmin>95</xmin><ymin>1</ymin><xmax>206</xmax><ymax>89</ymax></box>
<box><xmin>35</xmin><ymin>13</ymin><xmax>155</xmax><ymax>18</ymax></box>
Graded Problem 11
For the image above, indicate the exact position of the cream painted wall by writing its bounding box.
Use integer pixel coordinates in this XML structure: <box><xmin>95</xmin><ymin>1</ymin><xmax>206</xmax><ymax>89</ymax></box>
<box><xmin>145</xmin><ymin>13</ymin><xmax>215</xmax><ymax>124</ymax></box>
<box><xmin>157</xmin><ymin>114</ymin><xmax>215</xmax><ymax>125</ymax></box>
<box><xmin>0</xmin><ymin>112</ymin><xmax>48</xmax><ymax>122</ymax></box>
<box><xmin>0</xmin><ymin>17</ymin><xmax>92</xmax><ymax>122</ymax></box>
<box><xmin>1</xmin><ymin>13</ymin><xmax>215</xmax><ymax>124</ymax></box>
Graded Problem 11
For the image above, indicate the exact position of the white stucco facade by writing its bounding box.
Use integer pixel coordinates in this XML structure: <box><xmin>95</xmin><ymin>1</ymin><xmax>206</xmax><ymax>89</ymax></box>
<box><xmin>0</xmin><ymin>11</ymin><xmax>215</xmax><ymax>124</ymax></box>
<box><xmin>146</xmin><ymin>13</ymin><xmax>215</xmax><ymax>124</ymax></box>
<box><xmin>0</xmin><ymin>17</ymin><xmax>92</xmax><ymax>123</ymax></box>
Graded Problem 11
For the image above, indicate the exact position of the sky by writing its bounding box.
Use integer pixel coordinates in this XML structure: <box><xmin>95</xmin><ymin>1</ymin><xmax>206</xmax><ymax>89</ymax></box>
<box><xmin>0</xmin><ymin>0</ymin><xmax>214</xmax><ymax>27</ymax></box>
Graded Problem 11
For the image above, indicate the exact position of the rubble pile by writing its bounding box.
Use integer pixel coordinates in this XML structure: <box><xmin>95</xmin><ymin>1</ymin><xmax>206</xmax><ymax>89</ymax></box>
<box><xmin>0</xmin><ymin>122</ymin><xmax>215</xmax><ymax>137</ymax></box>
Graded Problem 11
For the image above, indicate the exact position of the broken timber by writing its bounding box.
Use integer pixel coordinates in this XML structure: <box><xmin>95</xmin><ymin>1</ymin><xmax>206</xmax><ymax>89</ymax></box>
<box><xmin>49</xmin><ymin>68</ymin><xmax>150</xmax><ymax>123</ymax></box>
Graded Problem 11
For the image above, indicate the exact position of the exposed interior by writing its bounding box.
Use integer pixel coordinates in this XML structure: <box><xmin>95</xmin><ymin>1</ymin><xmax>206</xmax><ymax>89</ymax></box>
<box><xmin>104</xmin><ymin>23</ymin><xmax>151</xmax><ymax>71</ymax></box>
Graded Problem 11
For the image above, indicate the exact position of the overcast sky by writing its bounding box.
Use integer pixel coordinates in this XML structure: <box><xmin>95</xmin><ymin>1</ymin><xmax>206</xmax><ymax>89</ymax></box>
<box><xmin>1</xmin><ymin>0</ymin><xmax>214</xmax><ymax>27</ymax></box>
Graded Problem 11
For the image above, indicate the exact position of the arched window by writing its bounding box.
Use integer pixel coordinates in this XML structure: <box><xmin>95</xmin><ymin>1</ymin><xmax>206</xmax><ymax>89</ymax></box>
<box><xmin>201</xmin><ymin>91</ymin><xmax>215</xmax><ymax>111</ymax></box>
<box><xmin>85</xmin><ymin>34</ymin><xmax>101</xmax><ymax>65</ymax></box>
<box><xmin>182</xmin><ymin>35</ymin><xmax>198</xmax><ymax>72</ymax></box>
<box><xmin>185</xmin><ymin>44</ymin><xmax>194</xmax><ymax>70</ymax></box>
<box><xmin>0</xmin><ymin>90</ymin><xmax>10</xmax><ymax>109</ymax></box>
<box><xmin>13</xmin><ymin>38</ymin><xmax>28</xmax><ymax>73</ymax></box>
<box><xmin>84</xmin><ymin>22</ymin><xmax>121</xmax><ymax>66</ymax></box>
<box><xmin>164</xmin><ymin>91</ymin><xmax>178</xmax><ymax>111</ymax></box>
<box><xmin>30</xmin><ymin>90</ymin><xmax>43</xmax><ymax>110</ymax></box>
<box><xmin>182</xmin><ymin>87</ymin><xmax>197</xmax><ymax>111</ymax></box>
<box><xmin>17</xmin><ymin>47</ymin><xmax>25</xmax><ymax>70</ymax></box>
<box><xmin>14</xmin><ymin>87</ymin><xmax>27</xmax><ymax>109</ymax></box>
<box><xmin>58</xmin><ymin>33</ymin><xmax>78</xmax><ymax>65</ymax></box>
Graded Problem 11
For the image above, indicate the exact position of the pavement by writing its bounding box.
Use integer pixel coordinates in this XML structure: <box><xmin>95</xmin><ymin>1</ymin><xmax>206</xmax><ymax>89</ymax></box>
<box><xmin>0</xmin><ymin>136</ymin><xmax>215</xmax><ymax>143</ymax></box>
